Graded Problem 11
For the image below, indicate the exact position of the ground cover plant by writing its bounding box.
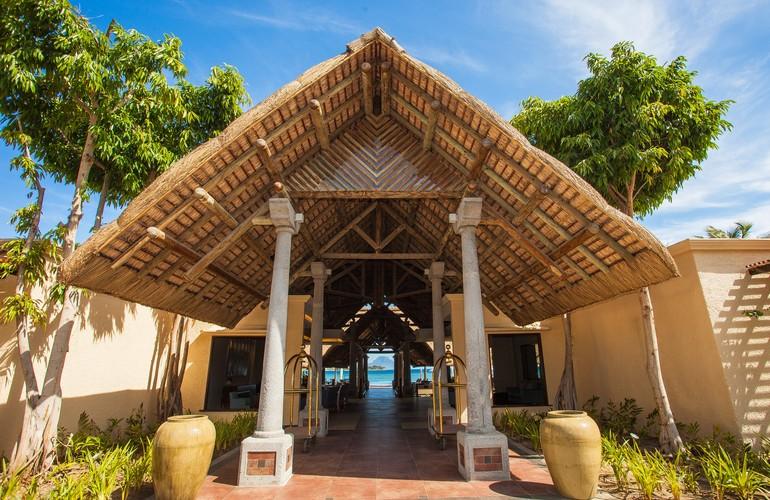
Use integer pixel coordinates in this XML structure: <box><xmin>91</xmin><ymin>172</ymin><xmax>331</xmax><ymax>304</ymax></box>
<box><xmin>0</xmin><ymin>408</ymin><xmax>256</xmax><ymax>499</ymax></box>
<box><xmin>493</xmin><ymin>398</ymin><xmax>770</xmax><ymax>499</ymax></box>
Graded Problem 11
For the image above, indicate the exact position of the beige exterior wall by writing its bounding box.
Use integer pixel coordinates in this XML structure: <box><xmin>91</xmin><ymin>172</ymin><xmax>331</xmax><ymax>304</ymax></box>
<box><xmin>1</xmin><ymin>239</ymin><xmax>766</xmax><ymax>456</ymax></box>
<box><xmin>0</xmin><ymin>279</ymin><xmax>217</xmax><ymax>457</ymax></box>
<box><xmin>0</xmin><ymin>286</ymin><xmax>309</xmax><ymax>458</ymax></box>
<box><xmin>542</xmin><ymin>239</ymin><xmax>769</xmax><ymax>444</ymax></box>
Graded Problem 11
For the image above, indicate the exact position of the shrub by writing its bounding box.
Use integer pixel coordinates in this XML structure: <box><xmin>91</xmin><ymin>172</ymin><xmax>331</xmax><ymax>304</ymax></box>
<box><xmin>212</xmin><ymin>412</ymin><xmax>257</xmax><ymax>454</ymax></box>
<box><xmin>601</xmin><ymin>432</ymin><xmax>630</xmax><ymax>490</ymax></box>
<box><xmin>625</xmin><ymin>443</ymin><xmax>663</xmax><ymax>500</ymax></box>
<box><xmin>494</xmin><ymin>409</ymin><xmax>542</xmax><ymax>452</ymax></box>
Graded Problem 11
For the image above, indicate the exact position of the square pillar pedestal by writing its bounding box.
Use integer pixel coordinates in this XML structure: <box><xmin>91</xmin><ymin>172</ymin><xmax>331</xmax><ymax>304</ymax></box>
<box><xmin>237</xmin><ymin>433</ymin><xmax>294</xmax><ymax>486</ymax></box>
<box><xmin>427</xmin><ymin>407</ymin><xmax>457</xmax><ymax>436</ymax></box>
<box><xmin>298</xmin><ymin>407</ymin><xmax>329</xmax><ymax>437</ymax></box>
<box><xmin>456</xmin><ymin>430</ymin><xmax>510</xmax><ymax>481</ymax></box>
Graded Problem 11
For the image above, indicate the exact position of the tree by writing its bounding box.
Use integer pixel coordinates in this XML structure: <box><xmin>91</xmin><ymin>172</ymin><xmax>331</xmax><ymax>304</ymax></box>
<box><xmin>0</xmin><ymin>0</ymin><xmax>248</xmax><ymax>472</ymax></box>
<box><xmin>703</xmin><ymin>221</ymin><xmax>753</xmax><ymax>239</ymax></box>
<box><xmin>553</xmin><ymin>313</ymin><xmax>577</xmax><ymax>410</ymax></box>
<box><xmin>513</xmin><ymin>42</ymin><xmax>732</xmax><ymax>452</ymax></box>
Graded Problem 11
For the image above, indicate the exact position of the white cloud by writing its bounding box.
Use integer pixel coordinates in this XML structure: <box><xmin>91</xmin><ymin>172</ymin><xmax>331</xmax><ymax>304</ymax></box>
<box><xmin>518</xmin><ymin>0</ymin><xmax>757</xmax><ymax>68</ymax></box>
<box><xmin>227</xmin><ymin>8</ymin><xmax>363</xmax><ymax>36</ymax></box>
<box><xmin>648</xmin><ymin>200</ymin><xmax>770</xmax><ymax>243</ymax></box>
<box><xmin>408</xmin><ymin>45</ymin><xmax>487</xmax><ymax>73</ymax></box>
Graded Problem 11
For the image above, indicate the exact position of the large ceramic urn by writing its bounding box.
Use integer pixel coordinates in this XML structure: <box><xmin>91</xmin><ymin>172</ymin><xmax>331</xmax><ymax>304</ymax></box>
<box><xmin>152</xmin><ymin>415</ymin><xmax>216</xmax><ymax>500</ymax></box>
<box><xmin>540</xmin><ymin>410</ymin><xmax>601</xmax><ymax>500</ymax></box>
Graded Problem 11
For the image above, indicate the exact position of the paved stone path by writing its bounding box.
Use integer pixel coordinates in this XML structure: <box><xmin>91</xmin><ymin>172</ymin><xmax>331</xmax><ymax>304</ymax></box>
<box><xmin>198</xmin><ymin>389</ymin><xmax>563</xmax><ymax>499</ymax></box>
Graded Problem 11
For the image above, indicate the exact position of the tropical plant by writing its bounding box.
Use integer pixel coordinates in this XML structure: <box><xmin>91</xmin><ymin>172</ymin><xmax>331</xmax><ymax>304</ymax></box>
<box><xmin>601</xmin><ymin>431</ymin><xmax>630</xmax><ymax>490</ymax></box>
<box><xmin>494</xmin><ymin>409</ymin><xmax>542</xmax><ymax>451</ymax></box>
<box><xmin>626</xmin><ymin>443</ymin><xmax>664</xmax><ymax>500</ymax></box>
<box><xmin>513</xmin><ymin>41</ymin><xmax>732</xmax><ymax>453</ymax></box>
<box><xmin>0</xmin><ymin>0</ymin><xmax>248</xmax><ymax>474</ymax></box>
<box><xmin>703</xmin><ymin>221</ymin><xmax>754</xmax><ymax>239</ymax></box>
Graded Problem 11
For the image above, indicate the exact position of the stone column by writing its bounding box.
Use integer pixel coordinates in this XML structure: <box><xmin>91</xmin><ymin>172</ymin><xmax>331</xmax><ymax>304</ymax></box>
<box><xmin>300</xmin><ymin>261</ymin><xmax>329</xmax><ymax>436</ymax></box>
<box><xmin>427</xmin><ymin>262</ymin><xmax>456</xmax><ymax>431</ymax></box>
<box><xmin>239</xmin><ymin>198</ymin><xmax>302</xmax><ymax>487</ymax></box>
<box><xmin>348</xmin><ymin>341</ymin><xmax>359</xmax><ymax>398</ymax></box>
<box><xmin>451</xmin><ymin>197</ymin><xmax>510</xmax><ymax>481</ymax></box>
<box><xmin>401</xmin><ymin>341</ymin><xmax>412</xmax><ymax>397</ymax></box>
<box><xmin>362</xmin><ymin>352</ymin><xmax>368</xmax><ymax>396</ymax></box>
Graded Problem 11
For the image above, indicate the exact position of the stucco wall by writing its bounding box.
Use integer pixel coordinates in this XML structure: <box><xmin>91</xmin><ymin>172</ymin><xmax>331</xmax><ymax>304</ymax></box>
<box><xmin>542</xmin><ymin>239</ymin><xmax>769</xmax><ymax>443</ymax></box>
<box><xmin>0</xmin><ymin>280</ymin><xmax>217</xmax><ymax>457</ymax></box>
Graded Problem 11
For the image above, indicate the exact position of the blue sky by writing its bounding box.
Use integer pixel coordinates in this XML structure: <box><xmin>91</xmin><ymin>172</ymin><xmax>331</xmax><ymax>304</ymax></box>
<box><xmin>2</xmin><ymin>0</ymin><xmax>769</xmax><ymax>243</ymax></box>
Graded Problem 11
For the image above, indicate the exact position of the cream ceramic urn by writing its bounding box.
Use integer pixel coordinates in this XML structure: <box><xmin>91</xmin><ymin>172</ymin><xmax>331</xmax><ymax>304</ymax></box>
<box><xmin>539</xmin><ymin>410</ymin><xmax>601</xmax><ymax>499</ymax></box>
<box><xmin>152</xmin><ymin>415</ymin><xmax>216</xmax><ymax>500</ymax></box>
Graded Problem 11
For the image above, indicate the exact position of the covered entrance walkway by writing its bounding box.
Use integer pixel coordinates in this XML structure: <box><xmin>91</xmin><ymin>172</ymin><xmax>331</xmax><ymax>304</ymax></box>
<box><xmin>61</xmin><ymin>27</ymin><xmax>678</xmax><ymax>490</ymax></box>
<box><xmin>199</xmin><ymin>388</ymin><xmax>560</xmax><ymax>499</ymax></box>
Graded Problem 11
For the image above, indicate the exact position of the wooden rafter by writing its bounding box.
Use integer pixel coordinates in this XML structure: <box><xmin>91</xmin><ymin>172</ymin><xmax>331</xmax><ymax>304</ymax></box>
<box><xmin>146</xmin><ymin>227</ymin><xmax>264</xmax><ymax>299</ymax></box>
<box><xmin>380</xmin><ymin>61</ymin><xmax>391</xmax><ymax>114</ymax></box>
<box><xmin>361</xmin><ymin>62</ymin><xmax>373</xmax><ymax>116</ymax></box>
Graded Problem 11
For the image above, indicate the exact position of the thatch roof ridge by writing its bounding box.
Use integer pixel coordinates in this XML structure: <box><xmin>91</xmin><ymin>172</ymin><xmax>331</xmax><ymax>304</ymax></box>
<box><xmin>59</xmin><ymin>27</ymin><xmax>679</xmax><ymax>328</ymax></box>
<box><xmin>393</xmin><ymin>41</ymin><xmax>677</xmax><ymax>274</ymax></box>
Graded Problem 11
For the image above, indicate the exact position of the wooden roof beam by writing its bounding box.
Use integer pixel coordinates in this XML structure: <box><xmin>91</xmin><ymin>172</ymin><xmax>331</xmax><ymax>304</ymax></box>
<box><xmin>380</xmin><ymin>61</ymin><xmax>391</xmax><ymax>115</ymax></box>
<box><xmin>480</xmin><ymin>216</ymin><xmax>564</xmax><ymax>277</ymax></box>
<box><xmin>194</xmin><ymin>187</ymin><xmax>237</xmax><ymax>229</ymax></box>
<box><xmin>388</xmin><ymin>76</ymin><xmax>633</xmax><ymax>268</ymax></box>
<box><xmin>422</xmin><ymin>100</ymin><xmax>441</xmax><ymax>152</ymax></box>
<box><xmin>320</xmin><ymin>252</ymin><xmax>436</xmax><ymax>260</ymax></box>
<box><xmin>256</xmin><ymin>138</ymin><xmax>280</xmax><ymax>180</ymax></box>
<box><xmin>361</xmin><ymin>62</ymin><xmax>374</xmax><ymax>116</ymax></box>
<box><xmin>309</xmin><ymin>99</ymin><xmax>330</xmax><ymax>150</ymax></box>
<box><xmin>146</xmin><ymin>227</ymin><xmax>264</xmax><ymax>299</ymax></box>
<box><xmin>184</xmin><ymin>203</ymin><xmax>270</xmax><ymax>282</ymax></box>
<box><xmin>468</xmin><ymin>137</ymin><xmax>494</xmax><ymax>181</ymax></box>
<box><xmin>512</xmin><ymin>184</ymin><xmax>551</xmax><ymax>226</ymax></box>
<box><xmin>550</xmin><ymin>223</ymin><xmax>601</xmax><ymax>261</ymax></box>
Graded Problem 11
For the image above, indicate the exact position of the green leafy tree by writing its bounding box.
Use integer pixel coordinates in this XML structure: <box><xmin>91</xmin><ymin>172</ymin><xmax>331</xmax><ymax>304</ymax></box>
<box><xmin>704</xmin><ymin>222</ymin><xmax>753</xmax><ymax>239</ymax></box>
<box><xmin>0</xmin><ymin>0</ymin><xmax>248</xmax><ymax>472</ymax></box>
<box><xmin>513</xmin><ymin>41</ymin><xmax>732</xmax><ymax>452</ymax></box>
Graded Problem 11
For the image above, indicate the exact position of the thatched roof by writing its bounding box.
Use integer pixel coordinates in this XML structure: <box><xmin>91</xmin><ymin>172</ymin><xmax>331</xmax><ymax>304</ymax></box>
<box><xmin>61</xmin><ymin>28</ymin><xmax>678</xmax><ymax>328</ymax></box>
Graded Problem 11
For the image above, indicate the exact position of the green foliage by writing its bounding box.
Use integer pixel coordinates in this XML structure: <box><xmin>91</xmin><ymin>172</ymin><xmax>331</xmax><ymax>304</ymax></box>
<box><xmin>212</xmin><ymin>412</ymin><xmax>257</xmax><ymax>454</ymax></box>
<box><xmin>601</xmin><ymin>431</ymin><xmax>630</xmax><ymax>490</ymax></box>
<box><xmin>625</xmin><ymin>443</ymin><xmax>664</xmax><ymax>500</ymax></box>
<box><xmin>493</xmin><ymin>408</ymin><xmax>542</xmax><ymax>451</ymax></box>
<box><xmin>699</xmin><ymin>443</ymin><xmax>769</xmax><ymax>500</ymax></box>
<box><xmin>704</xmin><ymin>221</ymin><xmax>754</xmax><ymax>239</ymax></box>
<box><xmin>512</xmin><ymin>41</ymin><xmax>732</xmax><ymax>217</ymax></box>
<box><xmin>581</xmin><ymin>395</ymin><xmax>642</xmax><ymax>437</ymax></box>
<box><xmin>1</xmin><ymin>0</ymin><xmax>250</xmax><ymax>215</ymax></box>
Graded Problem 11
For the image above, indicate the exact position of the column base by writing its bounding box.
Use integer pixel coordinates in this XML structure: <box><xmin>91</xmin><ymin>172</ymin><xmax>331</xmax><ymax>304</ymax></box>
<box><xmin>298</xmin><ymin>407</ymin><xmax>328</xmax><ymax>437</ymax></box>
<box><xmin>456</xmin><ymin>429</ymin><xmax>511</xmax><ymax>481</ymax></box>
<box><xmin>237</xmin><ymin>433</ymin><xmax>294</xmax><ymax>486</ymax></box>
<box><xmin>427</xmin><ymin>407</ymin><xmax>457</xmax><ymax>436</ymax></box>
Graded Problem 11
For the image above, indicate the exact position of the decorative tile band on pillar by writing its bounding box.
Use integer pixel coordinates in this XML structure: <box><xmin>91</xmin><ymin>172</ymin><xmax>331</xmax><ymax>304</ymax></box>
<box><xmin>299</xmin><ymin>262</ymin><xmax>330</xmax><ymax>437</ymax></box>
<box><xmin>450</xmin><ymin>197</ymin><xmax>510</xmax><ymax>481</ymax></box>
<box><xmin>238</xmin><ymin>198</ymin><xmax>302</xmax><ymax>487</ymax></box>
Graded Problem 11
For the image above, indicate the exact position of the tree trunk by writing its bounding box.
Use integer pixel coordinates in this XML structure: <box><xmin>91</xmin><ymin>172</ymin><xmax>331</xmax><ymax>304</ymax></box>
<box><xmin>92</xmin><ymin>171</ymin><xmax>110</xmax><ymax>231</ymax></box>
<box><xmin>13</xmin><ymin>125</ymin><xmax>97</xmax><ymax>472</ymax></box>
<box><xmin>157</xmin><ymin>316</ymin><xmax>189</xmax><ymax>420</ymax></box>
<box><xmin>639</xmin><ymin>286</ymin><xmax>683</xmax><ymax>453</ymax></box>
<box><xmin>9</xmin><ymin>125</ymin><xmax>46</xmax><ymax>473</ymax></box>
<box><xmin>622</xmin><ymin>200</ymin><xmax>682</xmax><ymax>453</ymax></box>
<box><xmin>553</xmin><ymin>313</ymin><xmax>577</xmax><ymax>410</ymax></box>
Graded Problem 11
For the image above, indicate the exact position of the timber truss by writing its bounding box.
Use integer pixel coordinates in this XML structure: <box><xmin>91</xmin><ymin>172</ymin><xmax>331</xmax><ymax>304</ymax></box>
<box><xmin>61</xmin><ymin>27</ymin><xmax>678</xmax><ymax>329</ymax></box>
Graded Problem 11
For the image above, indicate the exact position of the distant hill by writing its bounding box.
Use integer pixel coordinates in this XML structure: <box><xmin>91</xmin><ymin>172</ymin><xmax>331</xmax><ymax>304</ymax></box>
<box><xmin>368</xmin><ymin>355</ymin><xmax>394</xmax><ymax>370</ymax></box>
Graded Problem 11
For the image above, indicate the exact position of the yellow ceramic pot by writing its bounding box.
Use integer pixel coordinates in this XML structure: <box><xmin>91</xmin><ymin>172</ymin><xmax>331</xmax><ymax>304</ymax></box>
<box><xmin>540</xmin><ymin>410</ymin><xmax>601</xmax><ymax>500</ymax></box>
<box><xmin>152</xmin><ymin>415</ymin><xmax>216</xmax><ymax>500</ymax></box>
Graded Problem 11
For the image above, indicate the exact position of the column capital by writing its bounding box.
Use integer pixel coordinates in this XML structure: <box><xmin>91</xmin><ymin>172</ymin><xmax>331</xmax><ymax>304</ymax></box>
<box><xmin>268</xmin><ymin>198</ymin><xmax>303</xmax><ymax>234</ymax></box>
<box><xmin>426</xmin><ymin>261</ymin><xmax>445</xmax><ymax>281</ymax></box>
<box><xmin>310</xmin><ymin>261</ymin><xmax>331</xmax><ymax>282</ymax></box>
<box><xmin>450</xmin><ymin>197</ymin><xmax>483</xmax><ymax>234</ymax></box>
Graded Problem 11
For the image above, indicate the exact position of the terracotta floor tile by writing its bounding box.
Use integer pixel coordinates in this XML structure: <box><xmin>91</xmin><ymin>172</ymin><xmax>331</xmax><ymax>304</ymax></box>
<box><xmin>201</xmin><ymin>389</ymin><xmax>567</xmax><ymax>500</ymax></box>
<box><xmin>375</xmin><ymin>478</ymin><xmax>428</xmax><ymax>499</ymax></box>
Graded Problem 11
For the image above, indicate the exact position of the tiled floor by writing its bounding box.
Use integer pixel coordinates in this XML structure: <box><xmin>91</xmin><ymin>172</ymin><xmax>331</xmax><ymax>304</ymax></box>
<box><xmin>198</xmin><ymin>389</ymin><xmax>563</xmax><ymax>499</ymax></box>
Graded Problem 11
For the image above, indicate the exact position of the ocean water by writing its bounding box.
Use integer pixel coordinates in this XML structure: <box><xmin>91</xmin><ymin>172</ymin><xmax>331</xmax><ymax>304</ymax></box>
<box><xmin>325</xmin><ymin>368</ymin><xmax>433</xmax><ymax>387</ymax></box>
